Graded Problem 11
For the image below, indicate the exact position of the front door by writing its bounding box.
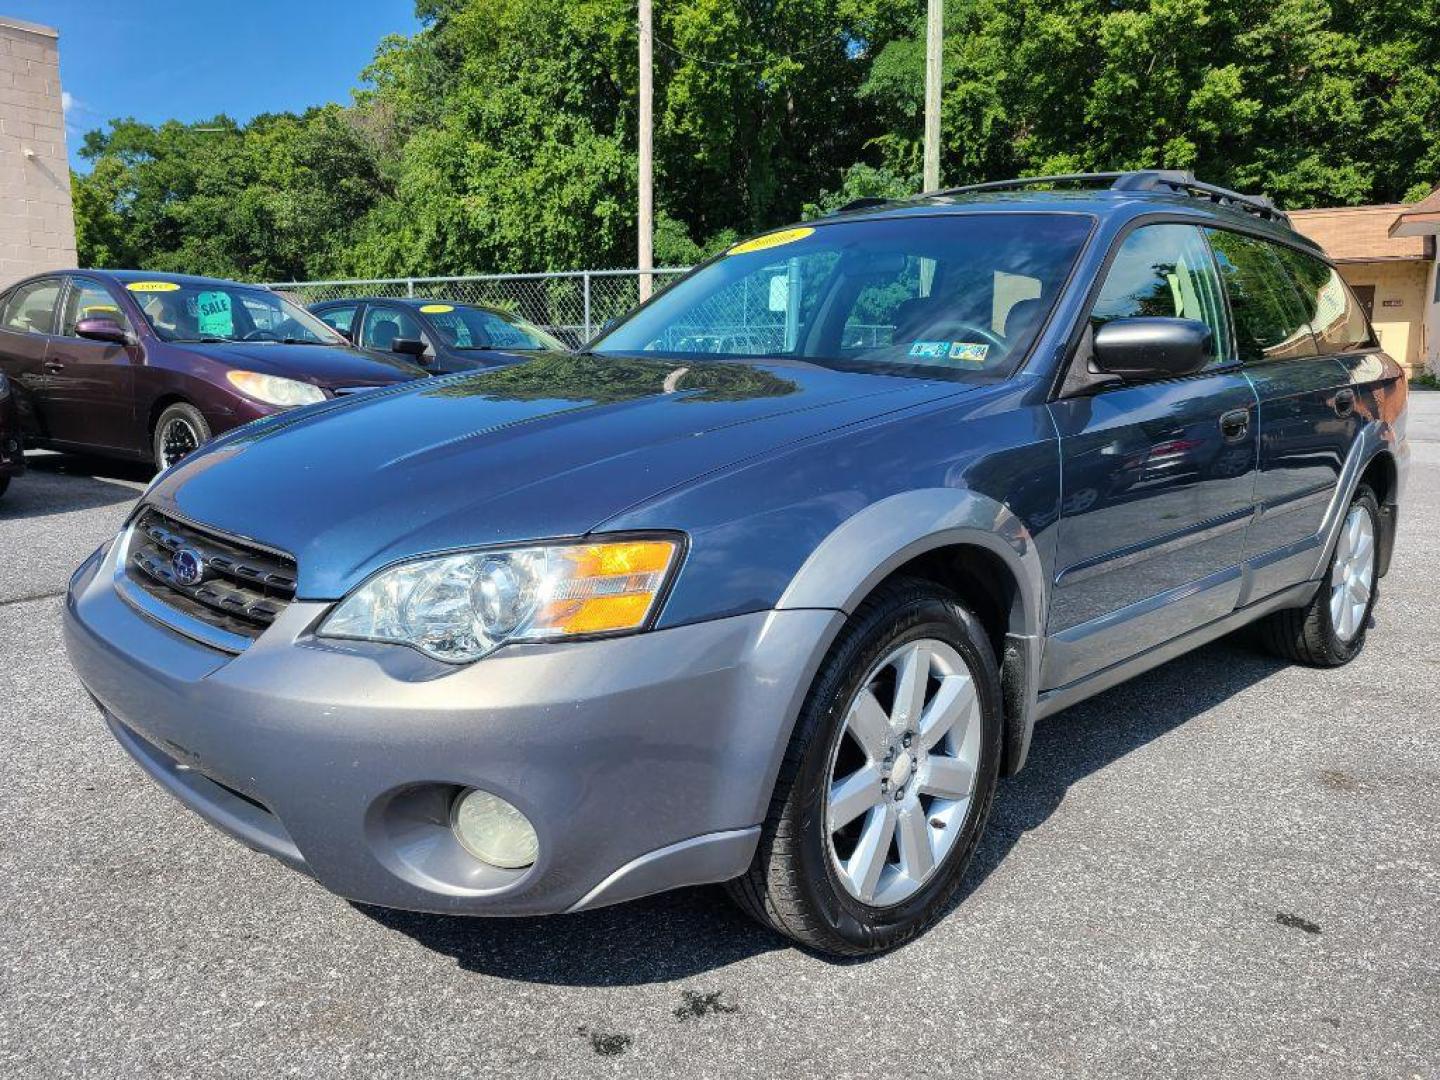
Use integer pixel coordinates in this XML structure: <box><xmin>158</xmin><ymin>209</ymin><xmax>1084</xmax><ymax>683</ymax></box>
<box><xmin>1044</xmin><ymin>222</ymin><xmax>1259</xmax><ymax>690</ymax></box>
<box><xmin>43</xmin><ymin>276</ymin><xmax>142</xmax><ymax>454</ymax></box>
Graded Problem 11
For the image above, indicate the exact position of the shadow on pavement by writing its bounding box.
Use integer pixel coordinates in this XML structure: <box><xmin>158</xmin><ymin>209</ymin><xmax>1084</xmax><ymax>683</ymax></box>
<box><xmin>364</xmin><ymin>636</ymin><xmax>1290</xmax><ymax>983</ymax></box>
<box><xmin>0</xmin><ymin>452</ymin><xmax>149</xmax><ymax>520</ymax></box>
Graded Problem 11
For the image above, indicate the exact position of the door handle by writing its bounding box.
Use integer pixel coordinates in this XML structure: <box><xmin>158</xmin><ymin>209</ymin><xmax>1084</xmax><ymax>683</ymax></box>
<box><xmin>1219</xmin><ymin>408</ymin><xmax>1250</xmax><ymax>440</ymax></box>
<box><xmin>1333</xmin><ymin>389</ymin><xmax>1356</xmax><ymax>417</ymax></box>
<box><xmin>43</xmin><ymin>360</ymin><xmax>65</xmax><ymax>373</ymax></box>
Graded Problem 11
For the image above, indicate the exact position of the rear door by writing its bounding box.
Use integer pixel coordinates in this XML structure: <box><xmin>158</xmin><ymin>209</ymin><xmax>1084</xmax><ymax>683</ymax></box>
<box><xmin>44</xmin><ymin>275</ymin><xmax>143</xmax><ymax>453</ymax></box>
<box><xmin>1205</xmin><ymin>230</ymin><xmax>1354</xmax><ymax>600</ymax></box>
<box><xmin>0</xmin><ymin>277</ymin><xmax>64</xmax><ymax>440</ymax></box>
<box><xmin>1044</xmin><ymin>222</ymin><xmax>1260</xmax><ymax>689</ymax></box>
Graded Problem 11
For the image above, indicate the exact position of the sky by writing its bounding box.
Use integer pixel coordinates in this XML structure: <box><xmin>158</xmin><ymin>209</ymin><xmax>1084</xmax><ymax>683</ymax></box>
<box><xmin>9</xmin><ymin>0</ymin><xmax>420</xmax><ymax>170</ymax></box>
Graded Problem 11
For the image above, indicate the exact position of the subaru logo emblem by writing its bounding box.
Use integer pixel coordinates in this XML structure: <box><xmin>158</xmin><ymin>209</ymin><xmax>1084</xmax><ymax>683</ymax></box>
<box><xmin>171</xmin><ymin>548</ymin><xmax>206</xmax><ymax>587</ymax></box>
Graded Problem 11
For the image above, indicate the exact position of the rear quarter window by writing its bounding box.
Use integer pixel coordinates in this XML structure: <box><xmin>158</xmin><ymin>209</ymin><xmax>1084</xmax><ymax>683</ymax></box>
<box><xmin>1205</xmin><ymin>229</ymin><xmax>1318</xmax><ymax>363</ymax></box>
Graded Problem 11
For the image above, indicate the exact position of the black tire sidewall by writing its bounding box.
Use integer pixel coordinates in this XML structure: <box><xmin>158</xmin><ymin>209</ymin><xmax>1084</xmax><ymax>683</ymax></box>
<box><xmin>1317</xmin><ymin>485</ymin><xmax>1381</xmax><ymax>660</ymax></box>
<box><xmin>153</xmin><ymin>403</ymin><xmax>210</xmax><ymax>468</ymax></box>
<box><xmin>786</xmin><ymin>586</ymin><xmax>1002</xmax><ymax>952</ymax></box>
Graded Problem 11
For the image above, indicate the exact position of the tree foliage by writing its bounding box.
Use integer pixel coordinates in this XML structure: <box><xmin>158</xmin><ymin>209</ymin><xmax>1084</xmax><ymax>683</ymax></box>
<box><xmin>72</xmin><ymin>0</ymin><xmax>1440</xmax><ymax>280</ymax></box>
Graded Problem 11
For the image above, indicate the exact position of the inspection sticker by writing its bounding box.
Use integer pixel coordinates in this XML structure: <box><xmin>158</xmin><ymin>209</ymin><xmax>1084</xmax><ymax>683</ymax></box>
<box><xmin>419</xmin><ymin>303</ymin><xmax>454</xmax><ymax>313</ymax></box>
<box><xmin>948</xmin><ymin>342</ymin><xmax>990</xmax><ymax>364</ymax></box>
<box><xmin>908</xmin><ymin>340</ymin><xmax>951</xmax><ymax>359</ymax></box>
<box><xmin>125</xmin><ymin>281</ymin><xmax>181</xmax><ymax>293</ymax></box>
<box><xmin>729</xmin><ymin>226</ymin><xmax>815</xmax><ymax>256</ymax></box>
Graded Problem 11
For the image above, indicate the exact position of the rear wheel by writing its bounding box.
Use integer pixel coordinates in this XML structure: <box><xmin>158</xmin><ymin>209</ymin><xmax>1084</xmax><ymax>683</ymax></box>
<box><xmin>152</xmin><ymin>403</ymin><xmax>211</xmax><ymax>471</ymax></box>
<box><xmin>1258</xmin><ymin>484</ymin><xmax>1380</xmax><ymax>667</ymax></box>
<box><xmin>728</xmin><ymin>577</ymin><xmax>1002</xmax><ymax>955</ymax></box>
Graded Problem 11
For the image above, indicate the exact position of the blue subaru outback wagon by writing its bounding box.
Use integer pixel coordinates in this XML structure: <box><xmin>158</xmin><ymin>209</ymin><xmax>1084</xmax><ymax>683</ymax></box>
<box><xmin>65</xmin><ymin>171</ymin><xmax>1408</xmax><ymax>955</ymax></box>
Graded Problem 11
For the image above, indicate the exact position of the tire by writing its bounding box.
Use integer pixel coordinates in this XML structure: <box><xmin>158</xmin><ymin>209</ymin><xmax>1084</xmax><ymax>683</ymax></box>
<box><xmin>152</xmin><ymin>402</ymin><xmax>211</xmax><ymax>471</ymax></box>
<box><xmin>1258</xmin><ymin>484</ymin><xmax>1380</xmax><ymax>667</ymax></box>
<box><xmin>728</xmin><ymin>577</ymin><xmax>1003</xmax><ymax>956</ymax></box>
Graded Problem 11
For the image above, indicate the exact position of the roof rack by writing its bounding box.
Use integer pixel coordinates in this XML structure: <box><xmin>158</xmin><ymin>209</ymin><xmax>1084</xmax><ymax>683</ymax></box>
<box><xmin>929</xmin><ymin>170</ymin><xmax>1292</xmax><ymax>227</ymax></box>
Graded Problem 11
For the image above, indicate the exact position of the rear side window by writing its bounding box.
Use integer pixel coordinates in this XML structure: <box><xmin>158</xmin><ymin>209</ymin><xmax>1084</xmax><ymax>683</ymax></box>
<box><xmin>1205</xmin><ymin>230</ymin><xmax>1318</xmax><ymax>363</ymax></box>
<box><xmin>1090</xmin><ymin>223</ymin><xmax>1229</xmax><ymax>367</ymax></box>
<box><xmin>1270</xmin><ymin>246</ymin><xmax>1375</xmax><ymax>355</ymax></box>
<box><xmin>61</xmin><ymin>277</ymin><xmax>133</xmax><ymax>337</ymax></box>
<box><xmin>2</xmin><ymin>278</ymin><xmax>63</xmax><ymax>335</ymax></box>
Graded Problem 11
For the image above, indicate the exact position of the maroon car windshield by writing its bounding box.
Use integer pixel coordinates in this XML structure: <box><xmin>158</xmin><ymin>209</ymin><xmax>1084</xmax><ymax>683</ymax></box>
<box><xmin>127</xmin><ymin>282</ymin><xmax>343</xmax><ymax>346</ymax></box>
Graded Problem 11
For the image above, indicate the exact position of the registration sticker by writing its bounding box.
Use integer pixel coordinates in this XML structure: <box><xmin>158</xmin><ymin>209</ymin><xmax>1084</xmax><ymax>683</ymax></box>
<box><xmin>419</xmin><ymin>303</ymin><xmax>454</xmax><ymax>314</ymax></box>
<box><xmin>948</xmin><ymin>342</ymin><xmax>990</xmax><ymax>364</ymax></box>
<box><xmin>125</xmin><ymin>281</ymin><xmax>181</xmax><ymax>293</ymax></box>
<box><xmin>728</xmin><ymin>227</ymin><xmax>815</xmax><ymax>256</ymax></box>
<box><xmin>908</xmin><ymin>340</ymin><xmax>951</xmax><ymax>359</ymax></box>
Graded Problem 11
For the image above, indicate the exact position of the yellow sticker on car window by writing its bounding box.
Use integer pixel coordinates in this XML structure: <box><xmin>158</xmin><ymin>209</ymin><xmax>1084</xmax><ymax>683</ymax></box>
<box><xmin>125</xmin><ymin>281</ymin><xmax>181</xmax><ymax>293</ymax></box>
<box><xmin>419</xmin><ymin>304</ymin><xmax>454</xmax><ymax>314</ymax></box>
<box><xmin>728</xmin><ymin>227</ymin><xmax>815</xmax><ymax>256</ymax></box>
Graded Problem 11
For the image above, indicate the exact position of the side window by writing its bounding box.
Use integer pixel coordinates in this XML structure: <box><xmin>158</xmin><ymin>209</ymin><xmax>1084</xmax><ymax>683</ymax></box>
<box><xmin>1271</xmin><ymin>246</ymin><xmax>1375</xmax><ymax>355</ymax></box>
<box><xmin>360</xmin><ymin>306</ymin><xmax>427</xmax><ymax>351</ymax></box>
<box><xmin>1090</xmin><ymin>224</ymin><xmax>1229</xmax><ymax>367</ymax></box>
<box><xmin>1205</xmin><ymin>229</ymin><xmax>1318</xmax><ymax>363</ymax></box>
<box><xmin>60</xmin><ymin>277</ymin><xmax>133</xmax><ymax>337</ymax></box>
<box><xmin>1</xmin><ymin>278</ymin><xmax>64</xmax><ymax>335</ymax></box>
<box><xmin>318</xmin><ymin>304</ymin><xmax>358</xmax><ymax>334</ymax></box>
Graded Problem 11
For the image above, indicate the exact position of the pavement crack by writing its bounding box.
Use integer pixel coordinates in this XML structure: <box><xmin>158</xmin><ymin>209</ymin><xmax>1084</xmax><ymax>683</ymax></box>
<box><xmin>0</xmin><ymin>588</ymin><xmax>66</xmax><ymax>609</ymax></box>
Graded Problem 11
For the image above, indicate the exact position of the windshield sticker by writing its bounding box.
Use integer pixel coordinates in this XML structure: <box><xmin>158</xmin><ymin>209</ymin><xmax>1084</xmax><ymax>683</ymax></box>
<box><xmin>195</xmin><ymin>290</ymin><xmax>234</xmax><ymax>337</ymax></box>
<box><xmin>908</xmin><ymin>340</ymin><xmax>951</xmax><ymax>359</ymax></box>
<box><xmin>728</xmin><ymin>226</ymin><xmax>815</xmax><ymax>256</ymax></box>
<box><xmin>948</xmin><ymin>342</ymin><xmax>990</xmax><ymax>364</ymax></box>
<box><xmin>419</xmin><ymin>303</ymin><xmax>454</xmax><ymax>314</ymax></box>
<box><xmin>125</xmin><ymin>281</ymin><xmax>180</xmax><ymax>293</ymax></box>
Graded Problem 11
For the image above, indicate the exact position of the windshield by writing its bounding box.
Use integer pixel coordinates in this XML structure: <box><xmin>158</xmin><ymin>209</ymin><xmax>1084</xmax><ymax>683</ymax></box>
<box><xmin>128</xmin><ymin>283</ymin><xmax>344</xmax><ymax>345</ymax></box>
<box><xmin>422</xmin><ymin>304</ymin><xmax>564</xmax><ymax>352</ymax></box>
<box><xmin>593</xmin><ymin>213</ymin><xmax>1093</xmax><ymax>381</ymax></box>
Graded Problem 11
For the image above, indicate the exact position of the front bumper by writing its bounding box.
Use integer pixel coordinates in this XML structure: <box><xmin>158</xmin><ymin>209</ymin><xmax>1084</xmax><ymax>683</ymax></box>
<box><xmin>65</xmin><ymin>543</ymin><xmax>839</xmax><ymax>915</ymax></box>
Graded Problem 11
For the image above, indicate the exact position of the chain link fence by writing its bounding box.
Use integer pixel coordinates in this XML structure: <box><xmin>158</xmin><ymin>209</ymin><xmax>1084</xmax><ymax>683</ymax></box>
<box><xmin>263</xmin><ymin>269</ymin><xmax>691</xmax><ymax>347</ymax></box>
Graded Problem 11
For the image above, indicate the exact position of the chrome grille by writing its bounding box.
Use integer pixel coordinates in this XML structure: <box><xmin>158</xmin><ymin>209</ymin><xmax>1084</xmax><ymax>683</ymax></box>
<box><xmin>124</xmin><ymin>509</ymin><xmax>297</xmax><ymax>641</ymax></box>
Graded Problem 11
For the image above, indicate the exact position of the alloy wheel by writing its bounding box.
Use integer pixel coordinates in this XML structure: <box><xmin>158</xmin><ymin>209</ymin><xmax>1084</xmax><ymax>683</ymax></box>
<box><xmin>825</xmin><ymin>638</ymin><xmax>981</xmax><ymax>907</ymax></box>
<box><xmin>160</xmin><ymin>418</ymin><xmax>200</xmax><ymax>469</ymax></box>
<box><xmin>1329</xmin><ymin>504</ymin><xmax>1375</xmax><ymax>643</ymax></box>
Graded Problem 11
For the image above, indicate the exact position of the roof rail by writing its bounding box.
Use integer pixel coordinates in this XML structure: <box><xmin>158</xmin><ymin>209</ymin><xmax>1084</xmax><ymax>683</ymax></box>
<box><xmin>930</xmin><ymin>170</ymin><xmax>1292</xmax><ymax>228</ymax></box>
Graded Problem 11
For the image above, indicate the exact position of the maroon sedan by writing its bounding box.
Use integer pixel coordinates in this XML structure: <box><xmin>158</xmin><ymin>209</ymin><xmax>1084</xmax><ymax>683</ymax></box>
<box><xmin>0</xmin><ymin>271</ymin><xmax>428</xmax><ymax>470</ymax></box>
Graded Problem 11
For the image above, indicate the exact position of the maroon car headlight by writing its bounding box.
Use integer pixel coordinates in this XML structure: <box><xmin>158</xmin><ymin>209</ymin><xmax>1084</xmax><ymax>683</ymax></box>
<box><xmin>225</xmin><ymin>370</ymin><xmax>326</xmax><ymax>407</ymax></box>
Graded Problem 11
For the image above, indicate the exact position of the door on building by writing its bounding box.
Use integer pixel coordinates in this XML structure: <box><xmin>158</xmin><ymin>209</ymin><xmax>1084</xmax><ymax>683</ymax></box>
<box><xmin>1351</xmin><ymin>284</ymin><xmax>1376</xmax><ymax>322</ymax></box>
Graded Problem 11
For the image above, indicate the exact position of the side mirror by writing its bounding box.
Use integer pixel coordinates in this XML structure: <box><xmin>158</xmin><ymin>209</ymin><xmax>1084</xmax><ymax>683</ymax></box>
<box><xmin>74</xmin><ymin>317</ymin><xmax>131</xmax><ymax>345</ymax></box>
<box><xmin>391</xmin><ymin>337</ymin><xmax>428</xmax><ymax>358</ymax></box>
<box><xmin>1092</xmin><ymin>317</ymin><xmax>1212</xmax><ymax>381</ymax></box>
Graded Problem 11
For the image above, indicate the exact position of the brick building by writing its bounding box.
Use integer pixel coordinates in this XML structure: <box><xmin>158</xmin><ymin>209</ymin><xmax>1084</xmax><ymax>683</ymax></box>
<box><xmin>1291</xmin><ymin>195</ymin><xmax>1440</xmax><ymax>378</ymax></box>
<box><xmin>0</xmin><ymin>16</ymin><xmax>75</xmax><ymax>288</ymax></box>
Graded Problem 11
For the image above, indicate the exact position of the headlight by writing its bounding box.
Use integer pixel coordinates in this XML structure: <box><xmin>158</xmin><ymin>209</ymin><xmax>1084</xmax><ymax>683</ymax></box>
<box><xmin>225</xmin><ymin>370</ymin><xmax>326</xmax><ymax>407</ymax></box>
<box><xmin>318</xmin><ymin>537</ymin><xmax>682</xmax><ymax>662</ymax></box>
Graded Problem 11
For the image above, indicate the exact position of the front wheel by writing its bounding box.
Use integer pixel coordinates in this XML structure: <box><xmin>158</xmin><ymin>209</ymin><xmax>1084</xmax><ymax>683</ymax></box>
<box><xmin>727</xmin><ymin>577</ymin><xmax>1002</xmax><ymax>955</ymax></box>
<box><xmin>1258</xmin><ymin>484</ymin><xmax>1380</xmax><ymax>666</ymax></box>
<box><xmin>152</xmin><ymin>402</ymin><xmax>211</xmax><ymax>471</ymax></box>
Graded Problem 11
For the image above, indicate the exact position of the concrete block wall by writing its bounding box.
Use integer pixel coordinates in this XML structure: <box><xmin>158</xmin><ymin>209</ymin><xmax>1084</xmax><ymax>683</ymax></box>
<box><xmin>0</xmin><ymin>17</ymin><xmax>75</xmax><ymax>288</ymax></box>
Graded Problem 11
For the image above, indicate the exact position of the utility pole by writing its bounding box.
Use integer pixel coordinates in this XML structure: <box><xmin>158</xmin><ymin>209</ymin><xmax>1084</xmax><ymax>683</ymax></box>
<box><xmin>923</xmin><ymin>0</ymin><xmax>943</xmax><ymax>192</ymax></box>
<box><xmin>638</xmin><ymin>0</ymin><xmax>654</xmax><ymax>301</ymax></box>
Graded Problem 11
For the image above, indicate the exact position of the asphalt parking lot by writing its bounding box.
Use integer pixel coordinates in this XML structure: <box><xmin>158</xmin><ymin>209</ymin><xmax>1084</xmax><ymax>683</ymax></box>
<box><xmin>1</xmin><ymin>399</ymin><xmax>1436</xmax><ymax>1080</ymax></box>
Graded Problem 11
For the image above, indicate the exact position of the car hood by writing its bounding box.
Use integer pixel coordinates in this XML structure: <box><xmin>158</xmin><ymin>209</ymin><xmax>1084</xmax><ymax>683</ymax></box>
<box><xmin>177</xmin><ymin>341</ymin><xmax>427</xmax><ymax>387</ymax></box>
<box><xmin>148</xmin><ymin>352</ymin><xmax>971</xmax><ymax>598</ymax></box>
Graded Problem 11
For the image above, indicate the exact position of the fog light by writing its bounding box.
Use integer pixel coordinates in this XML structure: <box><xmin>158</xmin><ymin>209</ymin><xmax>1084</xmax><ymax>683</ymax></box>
<box><xmin>451</xmin><ymin>789</ymin><xmax>538</xmax><ymax>869</ymax></box>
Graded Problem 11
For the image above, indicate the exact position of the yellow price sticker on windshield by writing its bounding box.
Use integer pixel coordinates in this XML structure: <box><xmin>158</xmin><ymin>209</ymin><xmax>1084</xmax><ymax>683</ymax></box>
<box><xmin>125</xmin><ymin>281</ymin><xmax>181</xmax><ymax>293</ymax></box>
<box><xmin>728</xmin><ymin>227</ymin><xmax>814</xmax><ymax>256</ymax></box>
<box><xmin>419</xmin><ymin>303</ymin><xmax>454</xmax><ymax>313</ymax></box>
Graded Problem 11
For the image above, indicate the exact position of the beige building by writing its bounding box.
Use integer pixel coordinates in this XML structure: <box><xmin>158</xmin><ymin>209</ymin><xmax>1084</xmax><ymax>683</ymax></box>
<box><xmin>1291</xmin><ymin>194</ymin><xmax>1440</xmax><ymax>377</ymax></box>
<box><xmin>0</xmin><ymin>15</ymin><xmax>75</xmax><ymax>287</ymax></box>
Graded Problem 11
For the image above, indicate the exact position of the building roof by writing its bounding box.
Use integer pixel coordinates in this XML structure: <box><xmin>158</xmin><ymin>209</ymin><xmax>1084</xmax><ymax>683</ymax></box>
<box><xmin>1290</xmin><ymin>204</ymin><xmax>1432</xmax><ymax>262</ymax></box>
<box><xmin>1390</xmin><ymin>187</ymin><xmax>1440</xmax><ymax>239</ymax></box>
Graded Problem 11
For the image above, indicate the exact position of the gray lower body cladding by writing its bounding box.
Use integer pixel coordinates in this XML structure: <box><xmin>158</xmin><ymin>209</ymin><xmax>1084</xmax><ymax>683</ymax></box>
<box><xmin>64</xmin><ymin>544</ymin><xmax>841</xmax><ymax>915</ymax></box>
